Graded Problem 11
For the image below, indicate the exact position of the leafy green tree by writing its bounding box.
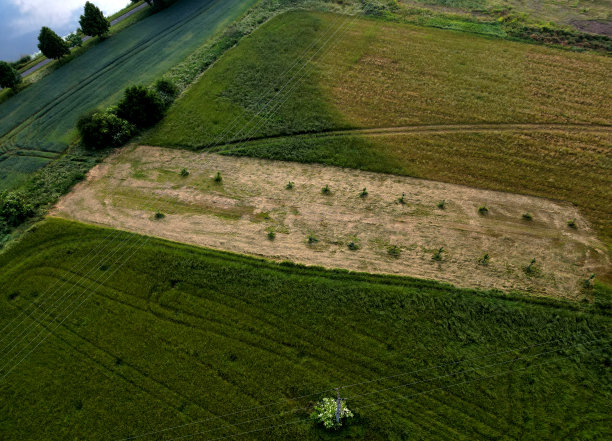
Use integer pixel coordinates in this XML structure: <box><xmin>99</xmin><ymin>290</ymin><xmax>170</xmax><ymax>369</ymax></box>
<box><xmin>37</xmin><ymin>27</ymin><xmax>70</xmax><ymax>60</ymax></box>
<box><xmin>116</xmin><ymin>85</ymin><xmax>165</xmax><ymax>128</ymax></box>
<box><xmin>0</xmin><ymin>192</ymin><xmax>34</xmax><ymax>227</ymax></box>
<box><xmin>79</xmin><ymin>2</ymin><xmax>110</xmax><ymax>38</ymax></box>
<box><xmin>66</xmin><ymin>32</ymin><xmax>83</xmax><ymax>48</ymax></box>
<box><xmin>0</xmin><ymin>61</ymin><xmax>22</xmax><ymax>90</ymax></box>
<box><xmin>77</xmin><ymin>110</ymin><xmax>135</xmax><ymax>150</ymax></box>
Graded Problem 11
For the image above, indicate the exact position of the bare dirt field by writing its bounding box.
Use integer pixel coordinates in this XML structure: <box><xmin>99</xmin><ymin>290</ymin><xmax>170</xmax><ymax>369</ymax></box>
<box><xmin>53</xmin><ymin>145</ymin><xmax>609</xmax><ymax>299</ymax></box>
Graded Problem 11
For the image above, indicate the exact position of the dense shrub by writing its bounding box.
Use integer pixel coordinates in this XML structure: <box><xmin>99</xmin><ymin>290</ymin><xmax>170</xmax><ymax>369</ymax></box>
<box><xmin>155</xmin><ymin>79</ymin><xmax>179</xmax><ymax>107</ymax></box>
<box><xmin>0</xmin><ymin>192</ymin><xmax>34</xmax><ymax>227</ymax></box>
<box><xmin>0</xmin><ymin>61</ymin><xmax>22</xmax><ymax>90</ymax></box>
<box><xmin>77</xmin><ymin>110</ymin><xmax>135</xmax><ymax>150</ymax></box>
<box><xmin>116</xmin><ymin>85</ymin><xmax>165</xmax><ymax>128</ymax></box>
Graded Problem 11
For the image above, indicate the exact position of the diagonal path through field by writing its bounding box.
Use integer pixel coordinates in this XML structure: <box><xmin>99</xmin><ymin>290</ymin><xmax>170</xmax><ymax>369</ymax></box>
<box><xmin>208</xmin><ymin>123</ymin><xmax>612</xmax><ymax>148</ymax></box>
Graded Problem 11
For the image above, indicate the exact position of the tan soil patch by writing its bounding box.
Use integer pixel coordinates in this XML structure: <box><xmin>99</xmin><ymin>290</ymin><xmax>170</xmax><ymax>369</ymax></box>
<box><xmin>53</xmin><ymin>145</ymin><xmax>609</xmax><ymax>299</ymax></box>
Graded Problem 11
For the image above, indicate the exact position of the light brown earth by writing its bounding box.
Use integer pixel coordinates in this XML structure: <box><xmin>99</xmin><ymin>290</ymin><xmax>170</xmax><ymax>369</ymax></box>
<box><xmin>53</xmin><ymin>145</ymin><xmax>609</xmax><ymax>299</ymax></box>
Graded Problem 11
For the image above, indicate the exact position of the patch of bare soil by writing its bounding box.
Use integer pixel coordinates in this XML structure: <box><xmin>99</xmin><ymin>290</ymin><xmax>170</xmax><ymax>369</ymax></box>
<box><xmin>52</xmin><ymin>145</ymin><xmax>609</xmax><ymax>299</ymax></box>
<box><xmin>571</xmin><ymin>20</ymin><xmax>612</xmax><ymax>37</ymax></box>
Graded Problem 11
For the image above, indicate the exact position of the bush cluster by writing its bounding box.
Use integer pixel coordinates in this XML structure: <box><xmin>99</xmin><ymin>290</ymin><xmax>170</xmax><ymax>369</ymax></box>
<box><xmin>78</xmin><ymin>81</ymin><xmax>177</xmax><ymax>150</ymax></box>
<box><xmin>0</xmin><ymin>192</ymin><xmax>34</xmax><ymax>227</ymax></box>
<box><xmin>77</xmin><ymin>110</ymin><xmax>135</xmax><ymax>150</ymax></box>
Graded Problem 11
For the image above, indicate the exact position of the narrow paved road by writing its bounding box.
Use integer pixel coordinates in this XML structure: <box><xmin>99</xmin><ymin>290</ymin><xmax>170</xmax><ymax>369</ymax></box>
<box><xmin>19</xmin><ymin>2</ymin><xmax>149</xmax><ymax>78</ymax></box>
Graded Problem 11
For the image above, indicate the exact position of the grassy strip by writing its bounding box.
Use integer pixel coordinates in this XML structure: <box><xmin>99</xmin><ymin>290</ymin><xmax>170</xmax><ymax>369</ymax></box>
<box><xmin>0</xmin><ymin>217</ymin><xmax>610</xmax><ymax>440</ymax></box>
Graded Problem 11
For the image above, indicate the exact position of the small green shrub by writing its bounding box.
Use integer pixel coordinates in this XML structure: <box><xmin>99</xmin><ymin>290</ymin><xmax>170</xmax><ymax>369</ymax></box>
<box><xmin>321</xmin><ymin>184</ymin><xmax>331</xmax><ymax>195</ymax></box>
<box><xmin>77</xmin><ymin>110</ymin><xmax>134</xmax><ymax>150</ymax></box>
<box><xmin>213</xmin><ymin>172</ymin><xmax>222</xmax><ymax>183</ymax></box>
<box><xmin>267</xmin><ymin>230</ymin><xmax>276</xmax><ymax>240</ymax></box>
<box><xmin>478</xmin><ymin>205</ymin><xmax>489</xmax><ymax>215</ymax></box>
<box><xmin>154</xmin><ymin>211</ymin><xmax>165</xmax><ymax>220</ymax></box>
<box><xmin>308</xmin><ymin>234</ymin><xmax>319</xmax><ymax>244</ymax></box>
<box><xmin>583</xmin><ymin>274</ymin><xmax>595</xmax><ymax>289</ymax></box>
<box><xmin>155</xmin><ymin>79</ymin><xmax>179</xmax><ymax>107</ymax></box>
<box><xmin>432</xmin><ymin>247</ymin><xmax>444</xmax><ymax>261</ymax></box>
<box><xmin>568</xmin><ymin>218</ymin><xmax>577</xmax><ymax>229</ymax></box>
<box><xmin>180</xmin><ymin>168</ymin><xmax>189</xmax><ymax>177</ymax></box>
<box><xmin>347</xmin><ymin>241</ymin><xmax>359</xmax><ymax>251</ymax></box>
<box><xmin>479</xmin><ymin>253</ymin><xmax>490</xmax><ymax>266</ymax></box>
<box><xmin>360</xmin><ymin>187</ymin><xmax>368</xmax><ymax>198</ymax></box>
<box><xmin>388</xmin><ymin>245</ymin><xmax>401</xmax><ymax>257</ymax></box>
<box><xmin>398</xmin><ymin>192</ymin><xmax>406</xmax><ymax>204</ymax></box>
<box><xmin>524</xmin><ymin>258</ymin><xmax>537</xmax><ymax>275</ymax></box>
<box><xmin>437</xmin><ymin>200</ymin><xmax>446</xmax><ymax>210</ymax></box>
<box><xmin>116</xmin><ymin>85</ymin><xmax>165</xmax><ymax>129</ymax></box>
<box><xmin>286</xmin><ymin>181</ymin><xmax>294</xmax><ymax>190</ymax></box>
<box><xmin>311</xmin><ymin>397</ymin><xmax>353</xmax><ymax>430</ymax></box>
<box><xmin>522</xmin><ymin>212</ymin><xmax>533</xmax><ymax>221</ymax></box>
<box><xmin>0</xmin><ymin>192</ymin><xmax>34</xmax><ymax>227</ymax></box>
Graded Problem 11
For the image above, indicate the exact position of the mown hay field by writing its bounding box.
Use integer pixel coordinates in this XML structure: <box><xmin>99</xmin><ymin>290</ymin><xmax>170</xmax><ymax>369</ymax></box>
<box><xmin>53</xmin><ymin>145</ymin><xmax>609</xmax><ymax>299</ymax></box>
<box><xmin>0</xmin><ymin>0</ymin><xmax>257</xmax><ymax>190</ymax></box>
<box><xmin>0</xmin><ymin>218</ymin><xmax>610</xmax><ymax>440</ymax></box>
<box><xmin>144</xmin><ymin>11</ymin><xmax>612</xmax><ymax>266</ymax></box>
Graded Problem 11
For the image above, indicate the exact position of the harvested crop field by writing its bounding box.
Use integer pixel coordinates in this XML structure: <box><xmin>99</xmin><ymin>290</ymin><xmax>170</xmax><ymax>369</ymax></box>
<box><xmin>53</xmin><ymin>145</ymin><xmax>609</xmax><ymax>299</ymax></box>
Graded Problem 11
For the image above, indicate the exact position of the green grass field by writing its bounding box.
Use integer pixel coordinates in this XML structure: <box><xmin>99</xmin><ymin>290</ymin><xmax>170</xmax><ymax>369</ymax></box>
<box><xmin>144</xmin><ymin>11</ymin><xmax>612</xmax><ymax>267</ymax></box>
<box><xmin>0</xmin><ymin>218</ymin><xmax>610</xmax><ymax>440</ymax></box>
<box><xmin>0</xmin><ymin>0</ymin><xmax>257</xmax><ymax>191</ymax></box>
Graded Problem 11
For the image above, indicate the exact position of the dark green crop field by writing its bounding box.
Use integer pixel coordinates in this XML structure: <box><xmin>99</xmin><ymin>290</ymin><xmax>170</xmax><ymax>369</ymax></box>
<box><xmin>0</xmin><ymin>0</ymin><xmax>257</xmax><ymax>191</ymax></box>
<box><xmin>0</xmin><ymin>218</ymin><xmax>610</xmax><ymax>440</ymax></box>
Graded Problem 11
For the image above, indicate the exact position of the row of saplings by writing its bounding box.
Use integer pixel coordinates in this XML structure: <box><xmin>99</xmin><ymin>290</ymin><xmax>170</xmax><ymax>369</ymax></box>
<box><xmin>77</xmin><ymin>79</ymin><xmax>177</xmax><ymax>150</ymax></box>
<box><xmin>153</xmin><ymin>174</ymin><xmax>597</xmax><ymax>286</ymax></box>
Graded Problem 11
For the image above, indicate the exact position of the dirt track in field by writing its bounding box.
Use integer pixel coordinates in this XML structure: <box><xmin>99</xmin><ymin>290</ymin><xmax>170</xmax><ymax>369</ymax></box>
<box><xmin>210</xmin><ymin>123</ymin><xmax>612</xmax><ymax>148</ymax></box>
<box><xmin>53</xmin><ymin>145</ymin><xmax>609</xmax><ymax>299</ymax></box>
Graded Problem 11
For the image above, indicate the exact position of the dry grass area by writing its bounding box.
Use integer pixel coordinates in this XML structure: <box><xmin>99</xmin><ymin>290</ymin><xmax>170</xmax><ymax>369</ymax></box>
<box><xmin>53</xmin><ymin>145</ymin><xmax>609</xmax><ymax>299</ymax></box>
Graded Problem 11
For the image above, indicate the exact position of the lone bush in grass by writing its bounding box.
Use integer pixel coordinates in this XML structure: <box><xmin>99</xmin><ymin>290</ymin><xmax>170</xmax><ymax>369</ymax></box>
<box><xmin>522</xmin><ymin>212</ymin><xmax>533</xmax><ymax>221</ymax></box>
<box><xmin>311</xmin><ymin>397</ymin><xmax>353</xmax><ymax>430</ymax></box>
<box><xmin>154</xmin><ymin>211</ymin><xmax>165</xmax><ymax>219</ymax></box>
<box><xmin>347</xmin><ymin>241</ymin><xmax>359</xmax><ymax>250</ymax></box>
<box><xmin>0</xmin><ymin>61</ymin><xmax>22</xmax><ymax>90</ymax></box>
<box><xmin>432</xmin><ymin>247</ymin><xmax>444</xmax><ymax>261</ymax></box>
<box><xmin>478</xmin><ymin>205</ymin><xmax>489</xmax><ymax>215</ymax></box>
<box><xmin>524</xmin><ymin>258</ymin><xmax>537</xmax><ymax>275</ymax></box>
<box><xmin>38</xmin><ymin>27</ymin><xmax>70</xmax><ymax>60</ymax></box>
<box><xmin>80</xmin><ymin>2</ymin><xmax>110</xmax><ymax>38</ymax></box>
<box><xmin>77</xmin><ymin>110</ymin><xmax>134</xmax><ymax>150</ymax></box>
<box><xmin>180</xmin><ymin>168</ymin><xmax>189</xmax><ymax>177</ymax></box>
<box><xmin>0</xmin><ymin>192</ymin><xmax>34</xmax><ymax>227</ymax></box>
<box><xmin>285</xmin><ymin>181</ymin><xmax>294</xmax><ymax>190</ymax></box>
<box><xmin>267</xmin><ymin>230</ymin><xmax>276</xmax><ymax>240</ymax></box>
<box><xmin>213</xmin><ymin>172</ymin><xmax>222</xmax><ymax>183</ymax></box>
<box><xmin>321</xmin><ymin>184</ymin><xmax>331</xmax><ymax>195</ymax></box>
<box><xmin>360</xmin><ymin>187</ymin><xmax>368</xmax><ymax>198</ymax></box>
<box><xmin>583</xmin><ymin>274</ymin><xmax>595</xmax><ymax>289</ymax></box>
<box><xmin>388</xmin><ymin>245</ymin><xmax>401</xmax><ymax>257</ymax></box>
<box><xmin>117</xmin><ymin>85</ymin><xmax>165</xmax><ymax>128</ymax></box>
<box><xmin>308</xmin><ymin>234</ymin><xmax>318</xmax><ymax>244</ymax></box>
<box><xmin>437</xmin><ymin>200</ymin><xmax>446</xmax><ymax>210</ymax></box>
<box><xmin>479</xmin><ymin>253</ymin><xmax>490</xmax><ymax>266</ymax></box>
<box><xmin>398</xmin><ymin>192</ymin><xmax>406</xmax><ymax>204</ymax></box>
<box><xmin>568</xmin><ymin>218</ymin><xmax>577</xmax><ymax>229</ymax></box>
